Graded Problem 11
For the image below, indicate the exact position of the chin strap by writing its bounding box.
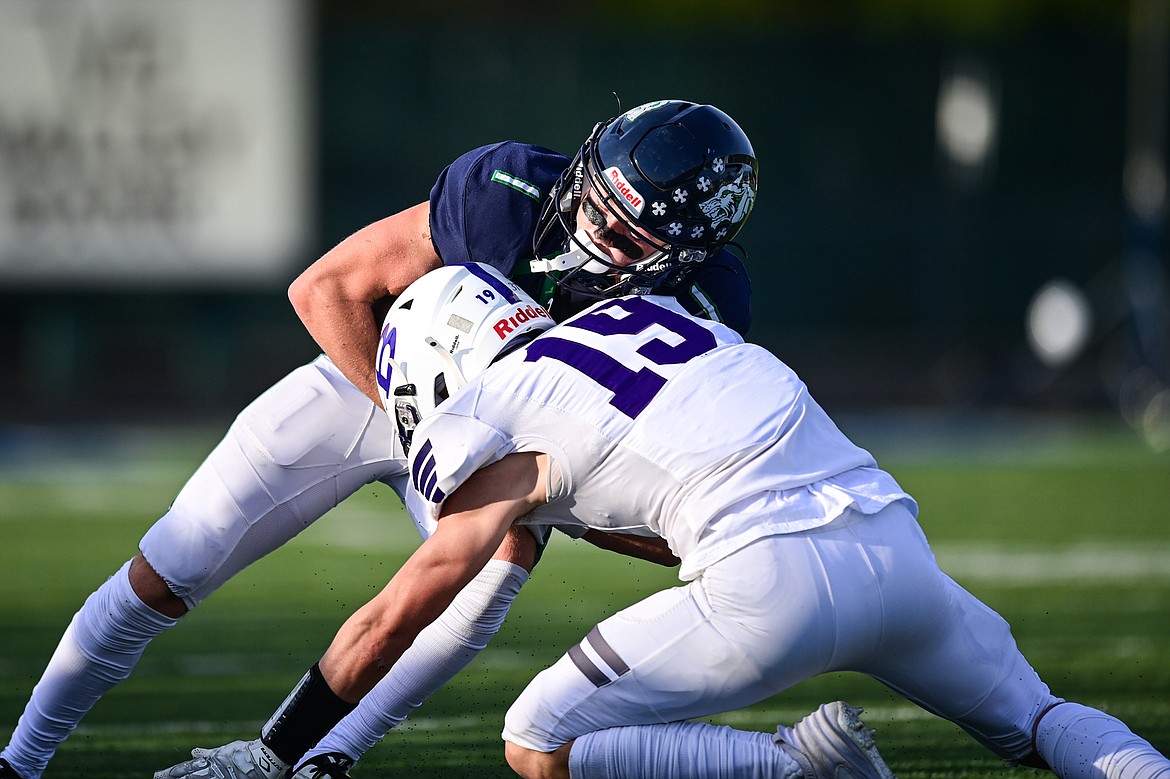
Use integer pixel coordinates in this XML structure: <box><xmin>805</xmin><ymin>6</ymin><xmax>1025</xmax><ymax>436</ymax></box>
<box><xmin>530</xmin><ymin>229</ymin><xmax>612</xmax><ymax>274</ymax></box>
<box><xmin>424</xmin><ymin>336</ymin><xmax>467</xmax><ymax>393</ymax></box>
<box><xmin>531</xmin><ymin>227</ymin><xmax>675</xmax><ymax>294</ymax></box>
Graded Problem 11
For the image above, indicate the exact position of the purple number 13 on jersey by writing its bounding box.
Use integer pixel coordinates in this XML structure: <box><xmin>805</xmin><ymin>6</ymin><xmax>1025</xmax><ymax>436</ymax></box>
<box><xmin>524</xmin><ymin>297</ymin><xmax>718</xmax><ymax>418</ymax></box>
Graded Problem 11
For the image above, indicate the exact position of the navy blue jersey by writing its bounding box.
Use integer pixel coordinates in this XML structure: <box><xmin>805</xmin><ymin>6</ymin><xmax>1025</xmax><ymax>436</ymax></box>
<box><xmin>428</xmin><ymin>141</ymin><xmax>752</xmax><ymax>335</ymax></box>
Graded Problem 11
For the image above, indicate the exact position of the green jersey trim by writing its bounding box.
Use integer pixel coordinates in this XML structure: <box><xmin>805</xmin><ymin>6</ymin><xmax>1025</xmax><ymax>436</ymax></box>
<box><xmin>490</xmin><ymin>169</ymin><xmax>542</xmax><ymax>201</ymax></box>
<box><xmin>688</xmin><ymin>284</ymin><xmax>724</xmax><ymax>324</ymax></box>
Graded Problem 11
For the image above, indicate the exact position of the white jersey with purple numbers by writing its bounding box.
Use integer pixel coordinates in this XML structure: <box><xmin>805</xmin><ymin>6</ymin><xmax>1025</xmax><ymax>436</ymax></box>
<box><xmin>405</xmin><ymin>295</ymin><xmax>914</xmax><ymax>579</ymax></box>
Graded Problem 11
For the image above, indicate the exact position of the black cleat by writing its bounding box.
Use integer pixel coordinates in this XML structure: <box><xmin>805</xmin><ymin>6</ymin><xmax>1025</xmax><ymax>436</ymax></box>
<box><xmin>0</xmin><ymin>758</ymin><xmax>27</xmax><ymax>779</ymax></box>
<box><xmin>288</xmin><ymin>753</ymin><xmax>355</xmax><ymax>779</ymax></box>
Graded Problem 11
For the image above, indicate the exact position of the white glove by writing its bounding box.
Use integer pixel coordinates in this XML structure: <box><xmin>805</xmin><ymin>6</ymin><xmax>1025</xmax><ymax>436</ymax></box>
<box><xmin>153</xmin><ymin>739</ymin><xmax>290</xmax><ymax>779</ymax></box>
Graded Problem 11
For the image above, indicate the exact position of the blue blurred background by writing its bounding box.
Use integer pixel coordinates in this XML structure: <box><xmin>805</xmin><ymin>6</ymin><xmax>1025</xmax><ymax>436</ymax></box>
<box><xmin>0</xmin><ymin>0</ymin><xmax>1167</xmax><ymax>450</ymax></box>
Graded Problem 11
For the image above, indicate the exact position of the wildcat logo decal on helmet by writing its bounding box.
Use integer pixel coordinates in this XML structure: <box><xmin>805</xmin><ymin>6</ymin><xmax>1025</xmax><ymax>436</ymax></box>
<box><xmin>698</xmin><ymin>171</ymin><xmax>756</xmax><ymax>230</ymax></box>
<box><xmin>622</xmin><ymin>100</ymin><xmax>670</xmax><ymax>122</ymax></box>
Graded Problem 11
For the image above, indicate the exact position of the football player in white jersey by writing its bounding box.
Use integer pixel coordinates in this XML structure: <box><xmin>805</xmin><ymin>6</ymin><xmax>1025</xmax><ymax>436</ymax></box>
<box><xmin>259</xmin><ymin>290</ymin><xmax>1169</xmax><ymax>779</ymax></box>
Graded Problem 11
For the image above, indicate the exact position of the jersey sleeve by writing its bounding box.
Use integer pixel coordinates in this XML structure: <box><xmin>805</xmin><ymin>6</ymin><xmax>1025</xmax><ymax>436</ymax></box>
<box><xmin>428</xmin><ymin>141</ymin><xmax>569</xmax><ymax>275</ymax></box>
<box><xmin>403</xmin><ymin>408</ymin><xmax>513</xmax><ymax>538</ymax></box>
<box><xmin>676</xmin><ymin>249</ymin><xmax>753</xmax><ymax>336</ymax></box>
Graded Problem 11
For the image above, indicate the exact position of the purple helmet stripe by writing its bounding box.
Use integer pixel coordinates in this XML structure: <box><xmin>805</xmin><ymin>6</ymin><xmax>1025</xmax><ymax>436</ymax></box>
<box><xmin>461</xmin><ymin>262</ymin><xmax>520</xmax><ymax>304</ymax></box>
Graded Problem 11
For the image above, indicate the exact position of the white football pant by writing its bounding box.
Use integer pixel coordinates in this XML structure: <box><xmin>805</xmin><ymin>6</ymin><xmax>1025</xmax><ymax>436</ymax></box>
<box><xmin>140</xmin><ymin>355</ymin><xmax>406</xmax><ymax>606</ymax></box>
<box><xmin>505</xmin><ymin>501</ymin><xmax>1055</xmax><ymax>762</ymax></box>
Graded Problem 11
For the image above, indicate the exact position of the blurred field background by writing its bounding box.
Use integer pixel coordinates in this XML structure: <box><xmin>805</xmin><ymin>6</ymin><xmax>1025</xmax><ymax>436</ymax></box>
<box><xmin>1</xmin><ymin>0</ymin><xmax>1170</xmax><ymax>777</ymax></box>
<box><xmin>1</xmin><ymin>0</ymin><xmax>1168</xmax><ymax>430</ymax></box>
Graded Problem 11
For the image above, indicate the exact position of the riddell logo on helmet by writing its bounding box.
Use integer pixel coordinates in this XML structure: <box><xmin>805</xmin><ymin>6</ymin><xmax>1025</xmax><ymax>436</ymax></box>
<box><xmin>494</xmin><ymin>304</ymin><xmax>551</xmax><ymax>338</ymax></box>
<box><xmin>604</xmin><ymin>167</ymin><xmax>645</xmax><ymax>217</ymax></box>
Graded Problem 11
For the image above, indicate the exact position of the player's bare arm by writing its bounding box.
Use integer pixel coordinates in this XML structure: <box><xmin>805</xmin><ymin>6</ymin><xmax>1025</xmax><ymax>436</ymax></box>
<box><xmin>580</xmin><ymin>530</ymin><xmax>680</xmax><ymax>567</ymax></box>
<box><xmin>317</xmin><ymin>452</ymin><xmax>548</xmax><ymax>701</ymax></box>
<box><xmin>288</xmin><ymin>202</ymin><xmax>443</xmax><ymax>407</ymax></box>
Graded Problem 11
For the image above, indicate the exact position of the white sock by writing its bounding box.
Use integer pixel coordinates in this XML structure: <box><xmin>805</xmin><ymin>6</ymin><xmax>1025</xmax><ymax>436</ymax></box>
<box><xmin>300</xmin><ymin>559</ymin><xmax>529</xmax><ymax>766</ymax></box>
<box><xmin>568</xmin><ymin>721</ymin><xmax>804</xmax><ymax>779</ymax></box>
<box><xmin>1</xmin><ymin>560</ymin><xmax>178</xmax><ymax>779</ymax></box>
<box><xmin>1035</xmin><ymin>701</ymin><xmax>1170</xmax><ymax>779</ymax></box>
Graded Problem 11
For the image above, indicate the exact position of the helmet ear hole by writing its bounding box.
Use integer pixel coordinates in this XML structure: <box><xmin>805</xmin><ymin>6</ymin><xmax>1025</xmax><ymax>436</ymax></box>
<box><xmin>392</xmin><ymin>391</ymin><xmax>421</xmax><ymax>454</ymax></box>
<box><xmin>433</xmin><ymin>372</ymin><xmax>449</xmax><ymax>407</ymax></box>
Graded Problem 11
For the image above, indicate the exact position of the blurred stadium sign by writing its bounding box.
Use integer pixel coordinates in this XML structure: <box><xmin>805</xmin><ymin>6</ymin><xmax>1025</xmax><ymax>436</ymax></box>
<box><xmin>0</xmin><ymin>0</ymin><xmax>311</xmax><ymax>287</ymax></box>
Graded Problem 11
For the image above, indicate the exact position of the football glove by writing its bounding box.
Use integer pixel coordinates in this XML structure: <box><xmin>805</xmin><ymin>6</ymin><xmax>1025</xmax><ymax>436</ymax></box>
<box><xmin>153</xmin><ymin>739</ymin><xmax>289</xmax><ymax>779</ymax></box>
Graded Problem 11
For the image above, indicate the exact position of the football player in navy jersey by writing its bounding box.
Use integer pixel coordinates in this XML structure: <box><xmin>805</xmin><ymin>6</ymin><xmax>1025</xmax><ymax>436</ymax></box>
<box><xmin>0</xmin><ymin>101</ymin><xmax>758</xmax><ymax>779</ymax></box>
<box><xmin>291</xmin><ymin>98</ymin><xmax>757</xmax><ymax>409</ymax></box>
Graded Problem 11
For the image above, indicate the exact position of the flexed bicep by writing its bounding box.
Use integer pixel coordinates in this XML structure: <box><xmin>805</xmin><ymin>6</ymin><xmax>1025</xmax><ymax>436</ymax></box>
<box><xmin>288</xmin><ymin>202</ymin><xmax>442</xmax><ymax>406</ymax></box>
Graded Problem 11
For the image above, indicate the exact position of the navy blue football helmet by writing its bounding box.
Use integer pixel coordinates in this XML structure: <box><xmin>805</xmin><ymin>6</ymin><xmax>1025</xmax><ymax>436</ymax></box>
<box><xmin>532</xmin><ymin>100</ymin><xmax>758</xmax><ymax>298</ymax></box>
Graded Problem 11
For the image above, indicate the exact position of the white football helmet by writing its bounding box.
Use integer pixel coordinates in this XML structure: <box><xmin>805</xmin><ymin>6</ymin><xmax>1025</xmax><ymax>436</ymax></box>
<box><xmin>375</xmin><ymin>262</ymin><xmax>555</xmax><ymax>453</ymax></box>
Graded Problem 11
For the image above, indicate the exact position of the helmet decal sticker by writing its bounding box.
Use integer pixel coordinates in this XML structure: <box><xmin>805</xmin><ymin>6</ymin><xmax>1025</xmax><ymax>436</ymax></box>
<box><xmin>490</xmin><ymin>169</ymin><xmax>542</xmax><ymax>201</ymax></box>
<box><xmin>622</xmin><ymin>100</ymin><xmax>670</xmax><ymax>122</ymax></box>
<box><xmin>698</xmin><ymin>171</ymin><xmax>756</xmax><ymax>228</ymax></box>
<box><xmin>447</xmin><ymin>314</ymin><xmax>473</xmax><ymax>333</ymax></box>
<box><xmin>604</xmin><ymin>166</ymin><xmax>645</xmax><ymax>216</ymax></box>
<box><xmin>493</xmin><ymin>303</ymin><xmax>552</xmax><ymax>339</ymax></box>
<box><xmin>376</xmin><ymin>323</ymin><xmax>398</xmax><ymax>396</ymax></box>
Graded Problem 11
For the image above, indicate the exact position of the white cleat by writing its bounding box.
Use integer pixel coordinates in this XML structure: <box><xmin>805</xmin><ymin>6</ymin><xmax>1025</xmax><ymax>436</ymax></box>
<box><xmin>775</xmin><ymin>701</ymin><xmax>897</xmax><ymax>779</ymax></box>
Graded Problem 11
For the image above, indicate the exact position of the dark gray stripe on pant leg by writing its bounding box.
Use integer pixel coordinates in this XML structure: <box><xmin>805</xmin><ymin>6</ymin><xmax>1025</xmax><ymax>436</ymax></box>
<box><xmin>568</xmin><ymin>643</ymin><xmax>611</xmax><ymax>688</ymax></box>
<box><xmin>585</xmin><ymin>626</ymin><xmax>629</xmax><ymax>676</ymax></box>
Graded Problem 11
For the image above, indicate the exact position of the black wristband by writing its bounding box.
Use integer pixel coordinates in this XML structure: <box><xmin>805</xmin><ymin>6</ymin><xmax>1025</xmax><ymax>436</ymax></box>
<box><xmin>260</xmin><ymin>663</ymin><xmax>357</xmax><ymax>765</ymax></box>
